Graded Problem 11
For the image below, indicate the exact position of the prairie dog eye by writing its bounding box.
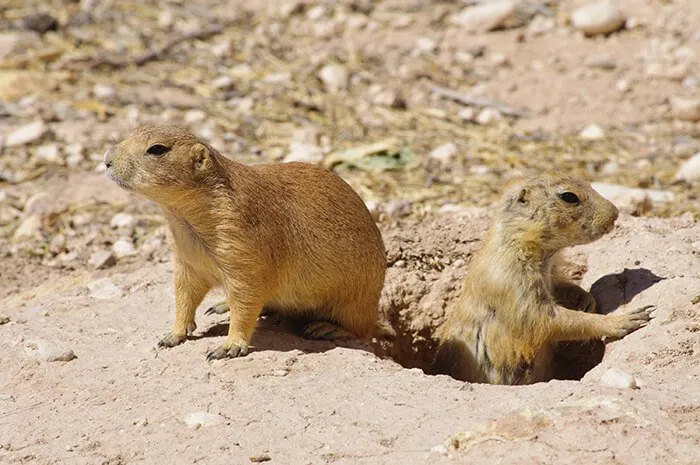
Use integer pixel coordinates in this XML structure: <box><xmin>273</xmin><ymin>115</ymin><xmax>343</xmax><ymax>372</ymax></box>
<box><xmin>146</xmin><ymin>144</ymin><xmax>170</xmax><ymax>156</ymax></box>
<box><xmin>558</xmin><ymin>191</ymin><xmax>580</xmax><ymax>205</ymax></box>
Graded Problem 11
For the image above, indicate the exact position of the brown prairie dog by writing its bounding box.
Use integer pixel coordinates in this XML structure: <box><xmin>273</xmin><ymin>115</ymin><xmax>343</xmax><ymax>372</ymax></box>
<box><xmin>433</xmin><ymin>171</ymin><xmax>653</xmax><ymax>385</ymax></box>
<box><xmin>104</xmin><ymin>124</ymin><xmax>386</xmax><ymax>361</ymax></box>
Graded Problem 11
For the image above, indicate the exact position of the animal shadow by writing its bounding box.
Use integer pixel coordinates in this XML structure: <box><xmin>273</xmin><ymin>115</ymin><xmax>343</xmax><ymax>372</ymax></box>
<box><xmin>589</xmin><ymin>267</ymin><xmax>665</xmax><ymax>314</ymax></box>
<box><xmin>196</xmin><ymin>313</ymin><xmax>372</xmax><ymax>355</ymax></box>
<box><xmin>553</xmin><ymin>268</ymin><xmax>664</xmax><ymax>381</ymax></box>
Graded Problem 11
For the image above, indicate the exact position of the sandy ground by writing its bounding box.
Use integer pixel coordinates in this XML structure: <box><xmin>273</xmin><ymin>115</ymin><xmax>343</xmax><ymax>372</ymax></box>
<box><xmin>1</xmin><ymin>0</ymin><xmax>700</xmax><ymax>463</ymax></box>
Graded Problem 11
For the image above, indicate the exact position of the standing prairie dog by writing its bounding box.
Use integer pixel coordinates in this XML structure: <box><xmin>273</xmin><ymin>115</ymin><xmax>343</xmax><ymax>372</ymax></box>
<box><xmin>433</xmin><ymin>171</ymin><xmax>653</xmax><ymax>385</ymax></box>
<box><xmin>105</xmin><ymin>124</ymin><xmax>386</xmax><ymax>361</ymax></box>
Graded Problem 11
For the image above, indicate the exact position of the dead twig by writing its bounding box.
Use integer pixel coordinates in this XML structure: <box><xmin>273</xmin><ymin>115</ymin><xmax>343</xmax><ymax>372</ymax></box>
<box><xmin>69</xmin><ymin>23</ymin><xmax>231</xmax><ymax>70</ymax></box>
<box><xmin>430</xmin><ymin>85</ymin><xmax>530</xmax><ymax>118</ymax></box>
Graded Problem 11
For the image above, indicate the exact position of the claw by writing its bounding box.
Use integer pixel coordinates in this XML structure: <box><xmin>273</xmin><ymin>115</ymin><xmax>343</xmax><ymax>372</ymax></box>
<box><xmin>206</xmin><ymin>341</ymin><xmax>249</xmax><ymax>362</ymax></box>
<box><xmin>204</xmin><ymin>301</ymin><xmax>229</xmax><ymax>316</ymax></box>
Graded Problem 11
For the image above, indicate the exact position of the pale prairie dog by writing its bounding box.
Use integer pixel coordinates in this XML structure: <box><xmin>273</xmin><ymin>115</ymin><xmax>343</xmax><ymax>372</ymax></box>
<box><xmin>433</xmin><ymin>171</ymin><xmax>653</xmax><ymax>385</ymax></box>
<box><xmin>104</xmin><ymin>124</ymin><xmax>386</xmax><ymax>361</ymax></box>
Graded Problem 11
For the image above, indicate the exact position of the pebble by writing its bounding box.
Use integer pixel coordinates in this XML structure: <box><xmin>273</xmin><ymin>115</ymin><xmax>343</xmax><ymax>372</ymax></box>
<box><xmin>307</xmin><ymin>5</ymin><xmax>327</xmax><ymax>21</ymax></box>
<box><xmin>600</xmin><ymin>368</ymin><xmax>637</xmax><ymax>389</ymax></box>
<box><xmin>184</xmin><ymin>411</ymin><xmax>224</xmax><ymax>428</ymax></box>
<box><xmin>26</xmin><ymin>339</ymin><xmax>76</xmax><ymax>362</ymax></box>
<box><xmin>93</xmin><ymin>84</ymin><xmax>116</xmax><ymax>99</ymax></box>
<box><xmin>89</xmin><ymin>250</ymin><xmax>116</xmax><ymax>270</ymax></box>
<box><xmin>416</xmin><ymin>37</ymin><xmax>438</xmax><ymax>53</ymax></box>
<box><xmin>592</xmin><ymin>182</ymin><xmax>674</xmax><ymax>214</ymax></box>
<box><xmin>110</xmin><ymin>213</ymin><xmax>137</xmax><ymax>229</ymax></box>
<box><xmin>458</xmin><ymin>107</ymin><xmax>477</xmax><ymax>122</ymax></box>
<box><xmin>675</xmin><ymin>152</ymin><xmax>700</xmax><ymax>182</ymax></box>
<box><xmin>112</xmin><ymin>238</ymin><xmax>137</xmax><ymax>258</ymax></box>
<box><xmin>585</xmin><ymin>55</ymin><xmax>617</xmax><ymax>70</ymax></box>
<box><xmin>24</xmin><ymin>192</ymin><xmax>53</xmax><ymax>215</ymax></box>
<box><xmin>0</xmin><ymin>33</ymin><xmax>19</xmax><ymax>60</ymax></box>
<box><xmin>475</xmin><ymin>108</ymin><xmax>502</xmax><ymax>125</ymax></box>
<box><xmin>669</xmin><ymin>97</ymin><xmax>700</xmax><ymax>122</ymax></box>
<box><xmin>36</xmin><ymin>144</ymin><xmax>61</xmax><ymax>164</ymax></box>
<box><xmin>429</xmin><ymin>143</ymin><xmax>459</xmax><ymax>165</ymax></box>
<box><xmin>571</xmin><ymin>1</ymin><xmax>626</xmax><ymax>36</ymax></box>
<box><xmin>318</xmin><ymin>64</ymin><xmax>349</xmax><ymax>93</ymax></box>
<box><xmin>0</xmin><ymin>316</ymin><xmax>9</xmax><ymax>325</ymax></box>
<box><xmin>5</xmin><ymin>120</ymin><xmax>47</xmax><ymax>147</ymax></box>
<box><xmin>212</xmin><ymin>75</ymin><xmax>235</xmax><ymax>91</ymax></box>
<box><xmin>87</xmin><ymin>278</ymin><xmax>124</xmax><ymax>300</ymax></box>
<box><xmin>451</xmin><ymin>1</ymin><xmax>517</xmax><ymax>32</ymax></box>
<box><xmin>579</xmin><ymin>123</ymin><xmax>606</xmax><ymax>140</ymax></box>
<box><xmin>12</xmin><ymin>214</ymin><xmax>41</xmax><ymax>241</ymax></box>
<box><xmin>284</xmin><ymin>142</ymin><xmax>324</xmax><ymax>164</ymax></box>
<box><xmin>211</xmin><ymin>39</ymin><xmax>232</xmax><ymax>59</ymax></box>
<box><xmin>430</xmin><ymin>444</ymin><xmax>449</xmax><ymax>455</ymax></box>
<box><xmin>184</xmin><ymin>109</ymin><xmax>207</xmax><ymax>124</ymax></box>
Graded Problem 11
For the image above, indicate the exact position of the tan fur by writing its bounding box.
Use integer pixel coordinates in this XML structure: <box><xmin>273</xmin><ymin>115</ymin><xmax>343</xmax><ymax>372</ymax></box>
<box><xmin>433</xmin><ymin>171</ymin><xmax>653</xmax><ymax>385</ymax></box>
<box><xmin>105</xmin><ymin>125</ymin><xmax>386</xmax><ymax>360</ymax></box>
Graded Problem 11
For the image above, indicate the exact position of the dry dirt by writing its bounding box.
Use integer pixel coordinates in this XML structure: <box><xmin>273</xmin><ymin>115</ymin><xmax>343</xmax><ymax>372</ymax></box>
<box><xmin>1</xmin><ymin>0</ymin><xmax>700</xmax><ymax>464</ymax></box>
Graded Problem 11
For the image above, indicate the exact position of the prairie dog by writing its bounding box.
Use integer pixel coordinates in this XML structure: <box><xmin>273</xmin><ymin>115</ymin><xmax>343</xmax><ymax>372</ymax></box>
<box><xmin>105</xmin><ymin>125</ymin><xmax>386</xmax><ymax>361</ymax></box>
<box><xmin>433</xmin><ymin>171</ymin><xmax>653</xmax><ymax>384</ymax></box>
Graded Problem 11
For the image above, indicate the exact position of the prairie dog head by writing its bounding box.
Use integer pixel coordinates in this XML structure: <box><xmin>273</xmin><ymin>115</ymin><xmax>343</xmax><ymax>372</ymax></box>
<box><xmin>104</xmin><ymin>125</ymin><xmax>215</xmax><ymax>202</ymax></box>
<box><xmin>498</xmin><ymin>171</ymin><xmax>619</xmax><ymax>253</ymax></box>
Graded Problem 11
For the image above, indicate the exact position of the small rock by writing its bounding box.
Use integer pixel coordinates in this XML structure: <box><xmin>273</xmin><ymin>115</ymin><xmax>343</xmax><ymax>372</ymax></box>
<box><xmin>670</xmin><ymin>97</ymin><xmax>700</xmax><ymax>122</ymax></box>
<box><xmin>527</xmin><ymin>15</ymin><xmax>555</xmax><ymax>37</ymax></box>
<box><xmin>24</xmin><ymin>192</ymin><xmax>53</xmax><ymax>215</ymax></box>
<box><xmin>184</xmin><ymin>411</ymin><xmax>224</xmax><ymax>428</ymax></box>
<box><xmin>112</xmin><ymin>239</ymin><xmax>137</xmax><ymax>258</ymax></box>
<box><xmin>592</xmin><ymin>182</ymin><xmax>674</xmax><ymax>215</ymax></box>
<box><xmin>26</xmin><ymin>340</ymin><xmax>76</xmax><ymax>362</ymax></box>
<box><xmin>451</xmin><ymin>1</ymin><xmax>517</xmax><ymax>32</ymax></box>
<box><xmin>458</xmin><ymin>107</ymin><xmax>477</xmax><ymax>122</ymax></box>
<box><xmin>36</xmin><ymin>144</ymin><xmax>61</xmax><ymax>164</ymax></box>
<box><xmin>211</xmin><ymin>39</ymin><xmax>233</xmax><ymax>59</ymax></box>
<box><xmin>87</xmin><ymin>278</ymin><xmax>124</xmax><ymax>300</ymax></box>
<box><xmin>184</xmin><ymin>109</ymin><xmax>207</xmax><ymax>124</ymax></box>
<box><xmin>430</xmin><ymin>143</ymin><xmax>459</xmax><ymax>165</ymax></box>
<box><xmin>675</xmin><ymin>152</ymin><xmax>700</xmax><ymax>182</ymax></box>
<box><xmin>585</xmin><ymin>55</ymin><xmax>617</xmax><ymax>70</ymax></box>
<box><xmin>110</xmin><ymin>213</ymin><xmax>136</xmax><ymax>229</ymax></box>
<box><xmin>5</xmin><ymin>120</ymin><xmax>47</xmax><ymax>147</ymax></box>
<box><xmin>579</xmin><ymin>123</ymin><xmax>606</xmax><ymax>140</ymax></box>
<box><xmin>93</xmin><ymin>84</ymin><xmax>116</xmax><ymax>99</ymax></box>
<box><xmin>307</xmin><ymin>5</ymin><xmax>327</xmax><ymax>21</ymax></box>
<box><xmin>249</xmin><ymin>455</ymin><xmax>272</xmax><ymax>463</ymax></box>
<box><xmin>0</xmin><ymin>33</ymin><xmax>19</xmax><ymax>61</ymax></box>
<box><xmin>318</xmin><ymin>64</ymin><xmax>348</xmax><ymax>93</ymax></box>
<box><xmin>416</xmin><ymin>37</ymin><xmax>438</xmax><ymax>53</ymax></box>
<box><xmin>600</xmin><ymin>368</ymin><xmax>637</xmax><ymax>389</ymax></box>
<box><xmin>430</xmin><ymin>444</ymin><xmax>449</xmax><ymax>455</ymax></box>
<box><xmin>212</xmin><ymin>75</ymin><xmax>235</xmax><ymax>90</ymax></box>
<box><xmin>475</xmin><ymin>108</ymin><xmax>502</xmax><ymax>125</ymax></box>
<box><xmin>0</xmin><ymin>316</ymin><xmax>9</xmax><ymax>325</ymax></box>
<box><xmin>21</xmin><ymin>14</ymin><xmax>59</xmax><ymax>33</ymax></box>
<box><xmin>571</xmin><ymin>1</ymin><xmax>626</xmax><ymax>36</ymax></box>
<box><xmin>158</xmin><ymin>9</ymin><xmax>174</xmax><ymax>28</ymax></box>
<box><xmin>89</xmin><ymin>250</ymin><xmax>116</xmax><ymax>270</ymax></box>
<box><xmin>12</xmin><ymin>214</ymin><xmax>41</xmax><ymax>241</ymax></box>
<box><xmin>284</xmin><ymin>142</ymin><xmax>324</xmax><ymax>164</ymax></box>
<box><xmin>616</xmin><ymin>79</ymin><xmax>631</xmax><ymax>93</ymax></box>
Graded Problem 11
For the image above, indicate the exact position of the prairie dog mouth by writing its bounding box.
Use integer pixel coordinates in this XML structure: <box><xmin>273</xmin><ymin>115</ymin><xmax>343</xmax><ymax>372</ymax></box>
<box><xmin>106</xmin><ymin>169</ymin><xmax>132</xmax><ymax>190</ymax></box>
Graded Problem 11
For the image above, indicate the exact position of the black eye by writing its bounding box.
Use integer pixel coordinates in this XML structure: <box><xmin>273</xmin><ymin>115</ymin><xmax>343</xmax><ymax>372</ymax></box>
<box><xmin>559</xmin><ymin>192</ymin><xmax>580</xmax><ymax>204</ymax></box>
<box><xmin>146</xmin><ymin>144</ymin><xmax>170</xmax><ymax>156</ymax></box>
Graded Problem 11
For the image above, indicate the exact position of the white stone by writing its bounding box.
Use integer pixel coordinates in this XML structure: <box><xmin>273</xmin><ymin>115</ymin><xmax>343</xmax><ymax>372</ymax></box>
<box><xmin>26</xmin><ymin>339</ymin><xmax>76</xmax><ymax>362</ymax></box>
<box><xmin>87</xmin><ymin>278</ymin><xmax>124</xmax><ymax>300</ymax></box>
<box><xmin>184</xmin><ymin>411</ymin><xmax>224</xmax><ymax>428</ymax></box>
<box><xmin>212</xmin><ymin>75</ymin><xmax>234</xmax><ymax>90</ymax></box>
<box><xmin>430</xmin><ymin>444</ymin><xmax>449</xmax><ymax>455</ymax></box>
<box><xmin>89</xmin><ymin>250</ymin><xmax>116</xmax><ymax>270</ymax></box>
<box><xmin>284</xmin><ymin>142</ymin><xmax>324</xmax><ymax>164</ymax></box>
<box><xmin>592</xmin><ymin>182</ymin><xmax>675</xmax><ymax>214</ymax></box>
<box><xmin>458</xmin><ymin>107</ymin><xmax>477</xmax><ymax>122</ymax></box>
<box><xmin>475</xmin><ymin>108</ymin><xmax>502</xmax><ymax>125</ymax></box>
<box><xmin>306</xmin><ymin>5</ymin><xmax>327</xmax><ymax>21</ymax></box>
<box><xmin>112</xmin><ymin>238</ymin><xmax>137</xmax><ymax>258</ymax></box>
<box><xmin>12</xmin><ymin>214</ymin><xmax>41</xmax><ymax>241</ymax></box>
<box><xmin>0</xmin><ymin>33</ymin><xmax>19</xmax><ymax>60</ymax></box>
<box><xmin>211</xmin><ymin>40</ymin><xmax>232</xmax><ymax>59</ymax></box>
<box><xmin>318</xmin><ymin>64</ymin><xmax>348</xmax><ymax>93</ymax></box>
<box><xmin>579</xmin><ymin>123</ymin><xmax>606</xmax><ymax>140</ymax></box>
<box><xmin>571</xmin><ymin>1</ymin><xmax>626</xmax><ymax>36</ymax></box>
<box><xmin>184</xmin><ymin>109</ymin><xmax>206</xmax><ymax>124</ymax></box>
<box><xmin>451</xmin><ymin>1</ymin><xmax>516</xmax><ymax>32</ymax></box>
<box><xmin>36</xmin><ymin>144</ymin><xmax>61</xmax><ymax>164</ymax></box>
<box><xmin>416</xmin><ymin>37</ymin><xmax>438</xmax><ymax>53</ymax></box>
<box><xmin>5</xmin><ymin>120</ymin><xmax>47</xmax><ymax>147</ymax></box>
<box><xmin>93</xmin><ymin>84</ymin><xmax>116</xmax><ymax>99</ymax></box>
<box><xmin>675</xmin><ymin>152</ymin><xmax>700</xmax><ymax>182</ymax></box>
<box><xmin>670</xmin><ymin>97</ymin><xmax>700</xmax><ymax>122</ymax></box>
<box><xmin>110</xmin><ymin>213</ymin><xmax>137</xmax><ymax>229</ymax></box>
<box><xmin>430</xmin><ymin>143</ymin><xmax>458</xmax><ymax>164</ymax></box>
<box><xmin>600</xmin><ymin>368</ymin><xmax>637</xmax><ymax>389</ymax></box>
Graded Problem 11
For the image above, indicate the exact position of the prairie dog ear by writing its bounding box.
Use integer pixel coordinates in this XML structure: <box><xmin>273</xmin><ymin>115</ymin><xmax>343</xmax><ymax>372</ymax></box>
<box><xmin>192</xmin><ymin>143</ymin><xmax>210</xmax><ymax>171</ymax></box>
<box><xmin>503</xmin><ymin>177</ymin><xmax>528</xmax><ymax>207</ymax></box>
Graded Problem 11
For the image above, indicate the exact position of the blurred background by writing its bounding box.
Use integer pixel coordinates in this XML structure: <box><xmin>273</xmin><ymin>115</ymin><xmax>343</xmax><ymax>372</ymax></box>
<box><xmin>0</xmin><ymin>0</ymin><xmax>698</xmax><ymax>294</ymax></box>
